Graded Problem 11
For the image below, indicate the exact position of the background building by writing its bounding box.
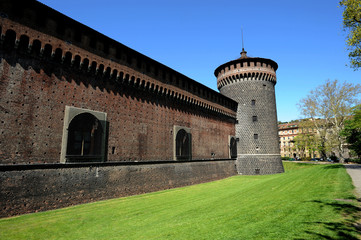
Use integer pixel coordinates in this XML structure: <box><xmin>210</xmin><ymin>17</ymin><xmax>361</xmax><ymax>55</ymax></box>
<box><xmin>278</xmin><ymin>122</ymin><xmax>299</xmax><ymax>158</ymax></box>
<box><xmin>278</xmin><ymin>121</ymin><xmax>321</xmax><ymax>159</ymax></box>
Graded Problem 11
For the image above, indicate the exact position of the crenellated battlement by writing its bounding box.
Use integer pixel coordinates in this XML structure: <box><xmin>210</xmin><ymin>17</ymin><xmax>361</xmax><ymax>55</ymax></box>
<box><xmin>214</xmin><ymin>58</ymin><xmax>278</xmax><ymax>90</ymax></box>
<box><xmin>0</xmin><ymin>17</ymin><xmax>237</xmax><ymax>118</ymax></box>
<box><xmin>0</xmin><ymin>1</ymin><xmax>237</xmax><ymax>116</ymax></box>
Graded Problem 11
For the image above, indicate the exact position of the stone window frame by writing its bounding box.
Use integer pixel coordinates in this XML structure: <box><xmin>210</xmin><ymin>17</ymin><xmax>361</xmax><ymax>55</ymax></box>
<box><xmin>60</xmin><ymin>106</ymin><xmax>107</xmax><ymax>163</ymax></box>
<box><xmin>173</xmin><ymin>126</ymin><xmax>192</xmax><ymax>160</ymax></box>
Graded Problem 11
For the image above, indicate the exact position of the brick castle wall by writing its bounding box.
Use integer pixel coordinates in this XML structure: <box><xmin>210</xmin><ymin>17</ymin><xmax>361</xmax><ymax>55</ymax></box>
<box><xmin>0</xmin><ymin>53</ymin><xmax>235</xmax><ymax>164</ymax></box>
<box><xmin>0</xmin><ymin>10</ymin><xmax>237</xmax><ymax>164</ymax></box>
<box><xmin>0</xmin><ymin>1</ymin><xmax>239</xmax><ymax>217</ymax></box>
<box><xmin>0</xmin><ymin>160</ymin><xmax>237</xmax><ymax>218</ymax></box>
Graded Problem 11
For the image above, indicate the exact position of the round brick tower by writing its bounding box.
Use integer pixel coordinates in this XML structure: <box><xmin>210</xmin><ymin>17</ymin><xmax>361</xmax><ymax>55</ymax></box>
<box><xmin>214</xmin><ymin>49</ymin><xmax>284</xmax><ymax>175</ymax></box>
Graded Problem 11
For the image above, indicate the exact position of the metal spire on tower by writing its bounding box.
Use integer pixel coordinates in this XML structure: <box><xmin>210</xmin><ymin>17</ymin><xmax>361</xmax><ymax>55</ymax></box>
<box><xmin>240</xmin><ymin>28</ymin><xmax>247</xmax><ymax>58</ymax></box>
<box><xmin>242</xmin><ymin>28</ymin><xmax>244</xmax><ymax>51</ymax></box>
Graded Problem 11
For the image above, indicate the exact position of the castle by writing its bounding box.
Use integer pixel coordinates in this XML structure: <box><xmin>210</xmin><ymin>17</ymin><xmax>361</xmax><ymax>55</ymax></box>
<box><xmin>0</xmin><ymin>0</ymin><xmax>283</xmax><ymax>218</ymax></box>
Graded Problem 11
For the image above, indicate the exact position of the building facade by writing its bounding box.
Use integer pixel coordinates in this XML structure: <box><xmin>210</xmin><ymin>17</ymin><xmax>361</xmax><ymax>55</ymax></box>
<box><xmin>278</xmin><ymin>122</ymin><xmax>299</xmax><ymax>158</ymax></box>
<box><xmin>278</xmin><ymin>121</ymin><xmax>321</xmax><ymax>159</ymax></box>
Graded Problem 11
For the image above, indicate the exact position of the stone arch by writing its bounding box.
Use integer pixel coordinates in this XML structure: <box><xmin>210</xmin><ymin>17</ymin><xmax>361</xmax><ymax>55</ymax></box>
<box><xmin>66</xmin><ymin>113</ymin><xmax>103</xmax><ymax>157</ymax></box>
<box><xmin>61</xmin><ymin>106</ymin><xmax>107</xmax><ymax>163</ymax></box>
<box><xmin>174</xmin><ymin>127</ymin><xmax>191</xmax><ymax>160</ymax></box>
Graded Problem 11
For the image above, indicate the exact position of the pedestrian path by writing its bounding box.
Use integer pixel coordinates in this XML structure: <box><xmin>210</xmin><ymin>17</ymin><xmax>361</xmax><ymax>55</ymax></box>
<box><xmin>344</xmin><ymin>164</ymin><xmax>361</xmax><ymax>199</ymax></box>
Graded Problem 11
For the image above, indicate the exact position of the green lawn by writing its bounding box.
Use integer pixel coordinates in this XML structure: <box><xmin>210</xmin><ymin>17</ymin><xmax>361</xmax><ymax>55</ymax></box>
<box><xmin>1</xmin><ymin>163</ymin><xmax>360</xmax><ymax>240</ymax></box>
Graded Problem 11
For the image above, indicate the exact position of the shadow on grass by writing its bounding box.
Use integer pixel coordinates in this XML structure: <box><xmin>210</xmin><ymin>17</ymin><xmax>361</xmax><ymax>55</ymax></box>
<box><xmin>303</xmin><ymin>200</ymin><xmax>361</xmax><ymax>239</ymax></box>
<box><xmin>344</xmin><ymin>164</ymin><xmax>361</xmax><ymax>170</ymax></box>
<box><xmin>322</xmin><ymin>164</ymin><xmax>345</xmax><ymax>169</ymax></box>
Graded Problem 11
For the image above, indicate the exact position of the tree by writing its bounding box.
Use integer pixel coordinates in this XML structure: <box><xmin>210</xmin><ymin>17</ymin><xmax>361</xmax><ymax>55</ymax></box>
<box><xmin>293</xmin><ymin>119</ymin><xmax>322</xmax><ymax>159</ymax></box>
<box><xmin>341</xmin><ymin>104</ymin><xmax>361</xmax><ymax>158</ymax></box>
<box><xmin>298</xmin><ymin>79</ymin><xmax>361</xmax><ymax>162</ymax></box>
<box><xmin>339</xmin><ymin>0</ymin><xmax>361</xmax><ymax>69</ymax></box>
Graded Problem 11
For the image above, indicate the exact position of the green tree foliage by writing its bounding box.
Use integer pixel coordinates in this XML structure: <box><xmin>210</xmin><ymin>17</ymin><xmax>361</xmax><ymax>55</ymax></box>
<box><xmin>298</xmin><ymin>79</ymin><xmax>361</xmax><ymax>162</ymax></box>
<box><xmin>341</xmin><ymin>105</ymin><xmax>361</xmax><ymax>158</ymax></box>
<box><xmin>293</xmin><ymin>120</ymin><xmax>322</xmax><ymax>158</ymax></box>
<box><xmin>339</xmin><ymin>0</ymin><xmax>361</xmax><ymax>69</ymax></box>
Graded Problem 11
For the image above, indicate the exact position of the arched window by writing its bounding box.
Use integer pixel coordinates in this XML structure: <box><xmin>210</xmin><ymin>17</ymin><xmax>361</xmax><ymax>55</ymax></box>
<box><xmin>175</xmin><ymin>128</ymin><xmax>191</xmax><ymax>160</ymax></box>
<box><xmin>66</xmin><ymin>113</ymin><xmax>103</xmax><ymax>161</ymax></box>
<box><xmin>230</xmin><ymin>137</ymin><xmax>237</xmax><ymax>158</ymax></box>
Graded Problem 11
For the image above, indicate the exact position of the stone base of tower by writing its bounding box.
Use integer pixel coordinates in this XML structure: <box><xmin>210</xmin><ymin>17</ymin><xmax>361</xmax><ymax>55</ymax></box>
<box><xmin>236</xmin><ymin>155</ymin><xmax>284</xmax><ymax>175</ymax></box>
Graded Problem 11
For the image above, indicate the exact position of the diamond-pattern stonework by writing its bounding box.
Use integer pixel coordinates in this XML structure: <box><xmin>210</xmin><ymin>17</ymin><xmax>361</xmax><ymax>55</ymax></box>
<box><xmin>215</xmin><ymin>52</ymin><xmax>284</xmax><ymax>175</ymax></box>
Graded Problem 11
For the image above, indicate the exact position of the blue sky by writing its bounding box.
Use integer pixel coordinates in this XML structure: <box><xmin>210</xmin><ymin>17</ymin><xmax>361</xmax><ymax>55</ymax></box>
<box><xmin>38</xmin><ymin>0</ymin><xmax>359</xmax><ymax>122</ymax></box>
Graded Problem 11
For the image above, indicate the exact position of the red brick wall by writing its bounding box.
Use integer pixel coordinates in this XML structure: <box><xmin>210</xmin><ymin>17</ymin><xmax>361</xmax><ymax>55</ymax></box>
<box><xmin>0</xmin><ymin>1</ymin><xmax>239</xmax><ymax>218</ymax></box>
<box><xmin>0</xmin><ymin>7</ymin><xmax>237</xmax><ymax>164</ymax></box>
<box><xmin>0</xmin><ymin>54</ymin><xmax>235</xmax><ymax>164</ymax></box>
<box><xmin>0</xmin><ymin>160</ymin><xmax>237</xmax><ymax>218</ymax></box>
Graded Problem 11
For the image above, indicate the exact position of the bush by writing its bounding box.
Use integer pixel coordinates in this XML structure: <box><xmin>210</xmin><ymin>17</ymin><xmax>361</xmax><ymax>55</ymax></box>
<box><xmin>345</xmin><ymin>158</ymin><xmax>361</xmax><ymax>164</ymax></box>
<box><xmin>301</xmin><ymin>157</ymin><xmax>312</xmax><ymax>161</ymax></box>
<box><xmin>281</xmin><ymin>157</ymin><xmax>291</xmax><ymax>160</ymax></box>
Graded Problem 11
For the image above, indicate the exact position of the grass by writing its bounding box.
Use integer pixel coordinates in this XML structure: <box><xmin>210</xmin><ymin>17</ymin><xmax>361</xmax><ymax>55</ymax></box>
<box><xmin>0</xmin><ymin>162</ymin><xmax>360</xmax><ymax>239</ymax></box>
